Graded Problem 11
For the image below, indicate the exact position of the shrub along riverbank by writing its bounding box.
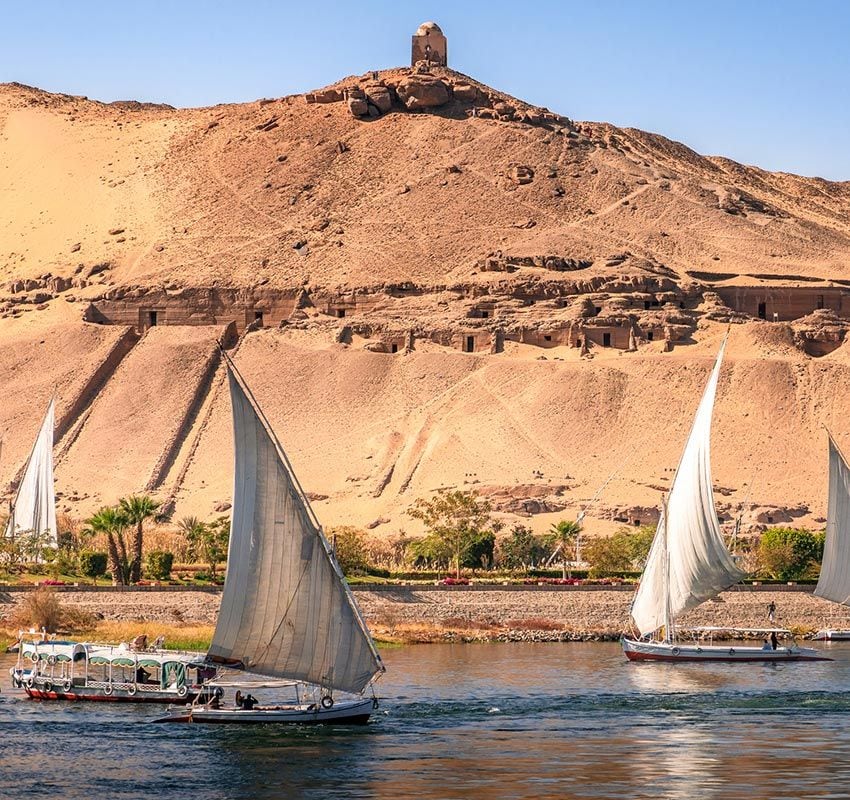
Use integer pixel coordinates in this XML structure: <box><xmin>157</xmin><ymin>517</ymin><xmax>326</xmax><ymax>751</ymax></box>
<box><xmin>2</xmin><ymin>583</ymin><xmax>845</xmax><ymax>651</ymax></box>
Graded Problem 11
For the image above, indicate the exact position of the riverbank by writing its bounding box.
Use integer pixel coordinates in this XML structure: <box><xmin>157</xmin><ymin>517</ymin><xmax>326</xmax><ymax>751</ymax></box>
<box><xmin>2</xmin><ymin>585</ymin><xmax>847</xmax><ymax>648</ymax></box>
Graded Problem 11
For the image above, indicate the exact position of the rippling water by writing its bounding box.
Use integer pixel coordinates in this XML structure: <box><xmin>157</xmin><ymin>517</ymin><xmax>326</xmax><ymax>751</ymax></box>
<box><xmin>3</xmin><ymin>641</ymin><xmax>850</xmax><ymax>799</ymax></box>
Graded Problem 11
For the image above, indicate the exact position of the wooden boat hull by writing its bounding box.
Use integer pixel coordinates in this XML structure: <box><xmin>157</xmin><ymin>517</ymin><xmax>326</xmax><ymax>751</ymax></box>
<box><xmin>813</xmin><ymin>630</ymin><xmax>850</xmax><ymax>641</ymax></box>
<box><xmin>622</xmin><ymin>637</ymin><xmax>831</xmax><ymax>662</ymax></box>
<box><xmin>23</xmin><ymin>685</ymin><xmax>202</xmax><ymax>703</ymax></box>
<box><xmin>154</xmin><ymin>697</ymin><xmax>376</xmax><ymax>724</ymax></box>
<box><xmin>11</xmin><ymin>669</ymin><xmax>204</xmax><ymax>704</ymax></box>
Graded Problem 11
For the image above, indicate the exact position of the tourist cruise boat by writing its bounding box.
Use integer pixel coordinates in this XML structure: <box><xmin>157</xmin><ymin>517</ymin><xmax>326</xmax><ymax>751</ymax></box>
<box><xmin>154</xmin><ymin>358</ymin><xmax>384</xmax><ymax>724</ymax></box>
<box><xmin>10</xmin><ymin>635</ymin><xmax>215</xmax><ymax>703</ymax></box>
<box><xmin>622</xmin><ymin>334</ymin><xmax>827</xmax><ymax>663</ymax></box>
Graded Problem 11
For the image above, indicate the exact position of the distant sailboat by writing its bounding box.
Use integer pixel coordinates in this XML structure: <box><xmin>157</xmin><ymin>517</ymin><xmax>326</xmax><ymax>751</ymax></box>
<box><xmin>157</xmin><ymin>360</ymin><xmax>385</xmax><ymax>723</ymax></box>
<box><xmin>6</xmin><ymin>398</ymin><xmax>57</xmax><ymax>547</ymax></box>
<box><xmin>813</xmin><ymin>434</ymin><xmax>850</xmax><ymax>641</ymax></box>
<box><xmin>623</xmin><ymin>336</ymin><xmax>826</xmax><ymax>662</ymax></box>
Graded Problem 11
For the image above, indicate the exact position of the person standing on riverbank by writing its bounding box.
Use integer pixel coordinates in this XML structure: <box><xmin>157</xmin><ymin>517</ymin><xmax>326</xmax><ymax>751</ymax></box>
<box><xmin>767</xmin><ymin>601</ymin><xmax>776</xmax><ymax>623</ymax></box>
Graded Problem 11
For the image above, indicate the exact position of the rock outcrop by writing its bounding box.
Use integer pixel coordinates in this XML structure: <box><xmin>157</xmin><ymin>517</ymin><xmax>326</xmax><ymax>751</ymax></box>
<box><xmin>395</xmin><ymin>74</ymin><xmax>450</xmax><ymax>110</ymax></box>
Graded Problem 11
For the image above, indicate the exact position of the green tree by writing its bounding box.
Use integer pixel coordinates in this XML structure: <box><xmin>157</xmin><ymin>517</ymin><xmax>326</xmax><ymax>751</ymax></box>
<box><xmin>182</xmin><ymin>516</ymin><xmax>230</xmax><ymax>578</ymax></box>
<box><xmin>758</xmin><ymin>527</ymin><xmax>824</xmax><ymax>581</ymax></box>
<box><xmin>407</xmin><ymin>489</ymin><xmax>500</xmax><ymax>578</ymax></box>
<box><xmin>15</xmin><ymin>528</ymin><xmax>55</xmax><ymax>564</ymax></box>
<box><xmin>583</xmin><ymin>527</ymin><xmax>655</xmax><ymax>578</ymax></box>
<box><xmin>626</xmin><ymin>524</ymin><xmax>656</xmax><ymax>570</ymax></box>
<box><xmin>464</xmin><ymin>529</ymin><xmax>496</xmax><ymax>570</ymax></box>
<box><xmin>85</xmin><ymin>506</ymin><xmax>131</xmax><ymax>585</ymax></box>
<box><xmin>78</xmin><ymin>551</ymin><xmax>108</xmax><ymax>583</ymax></box>
<box><xmin>327</xmin><ymin>526</ymin><xmax>369</xmax><ymax>575</ymax></box>
<box><xmin>548</xmin><ymin>519</ymin><xmax>582</xmax><ymax>579</ymax></box>
<box><xmin>146</xmin><ymin>551</ymin><xmax>174</xmax><ymax>580</ymax></box>
<box><xmin>119</xmin><ymin>494</ymin><xmax>161</xmax><ymax>584</ymax></box>
<box><xmin>498</xmin><ymin>525</ymin><xmax>549</xmax><ymax>570</ymax></box>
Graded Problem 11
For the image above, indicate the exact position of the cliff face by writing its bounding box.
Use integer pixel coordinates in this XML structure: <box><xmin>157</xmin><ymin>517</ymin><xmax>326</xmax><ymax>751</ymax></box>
<box><xmin>1</xmin><ymin>68</ymin><xmax>850</xmax><ymax>536</ymax></box>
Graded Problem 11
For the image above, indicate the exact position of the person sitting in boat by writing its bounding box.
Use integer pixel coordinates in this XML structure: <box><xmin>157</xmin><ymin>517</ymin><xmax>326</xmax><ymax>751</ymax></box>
<box><xmin>136</xmin><ymin>665</ymin><xmax>150</xmax><ymax>684</ymax></box>
<box><xmin>761</xmin><ymin>640</ymin><xmax>772</xmax><ymax>651</ymax></box>
<box><xmin>770</xmin><ymin>631</ymin><xmax>779</xmax><ymax>650</ymax></box>
<box><xmin>241</xmin><ymin>693</ymin><xmax>258</xmax><ymax>711</ymax></box>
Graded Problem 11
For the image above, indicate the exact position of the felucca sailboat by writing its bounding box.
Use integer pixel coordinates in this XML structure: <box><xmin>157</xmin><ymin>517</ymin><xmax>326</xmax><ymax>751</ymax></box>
<box><xmin>5</xmin><ymin>398</ymin><xmax>57</xmax><ymax>547</ymax></box>
<box><xmin>813</xmin><ymin>434</ymin><xmax>850</xmax><ymax>641</ymax></box>
<box><xmin>157</xmin><ymin>359</ymin><xmax>385</xmax><ymax>723</ymax></box>
<box><xmin>623</xmin><ymin>336</ymin><xmax>826</xmax><ymax>662</ymax></box>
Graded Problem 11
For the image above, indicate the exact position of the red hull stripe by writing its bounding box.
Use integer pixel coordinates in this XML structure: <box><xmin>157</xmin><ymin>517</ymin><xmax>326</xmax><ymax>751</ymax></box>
<box><xmin>25</xmin><ymin>689</ymin><xmax>193</xmax><ymax>704</ymax></box>
<box><xmin>624</xmin><ymin>651</ymin><xmax>832</xmax><ymax>663</ymax></box>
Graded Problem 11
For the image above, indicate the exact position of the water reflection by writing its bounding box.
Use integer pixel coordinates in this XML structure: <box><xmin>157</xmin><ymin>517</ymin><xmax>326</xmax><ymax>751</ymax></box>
<box><xmin>626</xmin><ymin>661</ymin><xmax>733</xmax><ymax>694</ymax></box>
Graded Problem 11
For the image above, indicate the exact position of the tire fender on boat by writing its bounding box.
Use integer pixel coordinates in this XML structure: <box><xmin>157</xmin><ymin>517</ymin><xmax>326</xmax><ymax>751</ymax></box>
<box><xmin>24</xmin><ymin>677</ymin><xmax>34</xmax><ymax>689</ymax></box>
<box><xmin>696</xmin><ymin>647</ymin><xmax>703</xmax><ymax>654</ymax></box>
<box><xmin>321</xmin><ymin>695</ymin><xmax>334</xmax><ymax>709</ymax></box>
<box><xmin>47</xmin><ymin>655</ymin><xmax>57</xmax><ymax>666</ymax></box>
<box><xmin>62</xmin><ymin>679</ymin><xmax>72</xmax><ymax>692</ymax></box>
<box><xmin>103</xmin><ymin>684</ymin><xmax>114</xmax><ymax>696</ymax></box>
<box><xmin>671</xmin><ymin>647</ymin><xmax>681</xmax><ymax>656</ymax></box>
<box><xmin>42</xmin><ymin>680</ymin><xmax>53</xmax><ymax>693</ymax></box>
<box><xmin>177</xmin><ymin>685</ymin><xmax>188</xmax><ymax>698</ymax></box>
<box><xmin>729</xmin><ymin>648</ymin><xmax>736</xmax><ymax>656</ymax></box>
<box><xmin>127</xmin><ymin>684</ymin><xmax>137</xmax><ymax>695</ymax></box>
<box><xmin>29</xmin><ymin>651</ymin><xmax>39</xmax><ymax>663</ymax></box>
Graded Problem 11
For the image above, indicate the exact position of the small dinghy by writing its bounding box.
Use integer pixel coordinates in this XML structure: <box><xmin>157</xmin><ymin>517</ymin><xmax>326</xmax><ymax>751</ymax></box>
<box><xmin>623</xmin><ymin>335</ymin><xmax>827</xmax><ymax>663</ymax></box>
<box><xmin>155</xmin><ymin>358</ymin><xmax>384</xmax><ymax>724</ymax></box>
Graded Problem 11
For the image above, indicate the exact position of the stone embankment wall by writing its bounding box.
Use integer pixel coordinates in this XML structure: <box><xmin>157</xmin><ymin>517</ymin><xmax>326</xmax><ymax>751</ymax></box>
<box><xmin>2</xmin><ymin>586</ymin><xmax>846</xmax><ymax>641</ymax></box>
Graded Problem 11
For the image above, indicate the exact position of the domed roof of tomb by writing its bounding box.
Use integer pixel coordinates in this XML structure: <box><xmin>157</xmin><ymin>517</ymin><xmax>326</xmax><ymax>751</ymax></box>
<box><xmin>415</xmin><ymin>22</ymin><xmax>443</xmax><ymax>36</ymax></box>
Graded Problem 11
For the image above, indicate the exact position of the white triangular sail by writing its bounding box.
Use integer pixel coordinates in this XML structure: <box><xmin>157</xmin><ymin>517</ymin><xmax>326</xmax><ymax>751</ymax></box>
<box><xmin>631</xmin><ymin>337</ymin><xmax>744</xmax><ymax>637</ymax></box>
<box><xmin>815</xmin><ymin>436</ymin><xmax>850</xmax><ymax>605</ymax></box>
<box><xmin>6</xmin><ymin>398</ymin><xmax>57</xmax><ymax>546</ymax></box>
<box><xmin>208</xmin><ymin>367</ymin><xmax>384</xmax><ymax>695</ymax></box>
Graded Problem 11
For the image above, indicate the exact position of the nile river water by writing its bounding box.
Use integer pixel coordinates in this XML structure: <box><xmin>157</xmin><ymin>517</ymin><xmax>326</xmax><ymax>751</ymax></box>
<box><xmin>2</xmin><ymin>641</ymin><xmax>850</xmax><ymax>799</ymax></box>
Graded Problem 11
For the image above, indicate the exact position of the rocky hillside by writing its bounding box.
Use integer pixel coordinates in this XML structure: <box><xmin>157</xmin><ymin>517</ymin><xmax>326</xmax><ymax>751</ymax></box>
<box><xmin>1</xmin><ymin>66</ymin><xmax>850</xmax><ymax>537</ymax></box>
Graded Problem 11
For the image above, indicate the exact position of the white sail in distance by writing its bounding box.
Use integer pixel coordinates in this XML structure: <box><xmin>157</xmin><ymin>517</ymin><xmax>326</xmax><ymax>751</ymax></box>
<box><xmin>631</xmin><ymin>337</ymin><xmax>744</xmax><ymax>637</ymax></box>
<box><xmin>6</xmin><ymin>398</ymin><xmax>57</xmax><ymax>546</ymax></box>
<box><xmin>815</xmin><ymin>435</ymin><xmax>850</xmax><ymax>605</ymax></box>
<box><xmin>208</xmin><ymin>366</ymin><xmax>384</xmax><ymax>695</ymax></box>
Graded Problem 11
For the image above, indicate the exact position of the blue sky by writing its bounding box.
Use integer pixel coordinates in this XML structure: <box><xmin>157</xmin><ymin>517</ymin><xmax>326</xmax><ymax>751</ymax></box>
<box><xmin>1</xmin><ymin>1</ymin><xmax>848</xmax><ymax>179</ymax></box>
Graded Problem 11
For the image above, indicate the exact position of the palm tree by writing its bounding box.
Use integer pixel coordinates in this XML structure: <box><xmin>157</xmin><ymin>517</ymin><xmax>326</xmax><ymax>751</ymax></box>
<box><xmin>120</xmin><ymin>495</ymin><xmax>161</xmax><ymax>583</ymax></box>
<box><xmin>549</xmin><ymin>519</ymin><xmax>582</xmax><ymax>579</ymax></box>
<box><xmin>85</xmin><ymin>506</ymin><xmax>130</xmax><ymax>585</ymax></box>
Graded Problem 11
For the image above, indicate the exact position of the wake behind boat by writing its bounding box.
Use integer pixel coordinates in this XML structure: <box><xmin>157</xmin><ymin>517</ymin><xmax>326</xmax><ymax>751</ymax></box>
<box><xmin>622</xmin><ymin>335</ymin><xmax>827</xmax><ymax>663</ymax></box>
<box><xmin>155</xmin><ymin>357</ymin><xmax>385</xmax><ymax>724</ymax></box>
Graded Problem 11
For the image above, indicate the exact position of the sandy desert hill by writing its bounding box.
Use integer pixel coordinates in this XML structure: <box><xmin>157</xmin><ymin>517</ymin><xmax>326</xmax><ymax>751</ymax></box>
<box><xmin>2</xmin><ymin>62</ymin><xmax>850</xmax><ymax>539</ymax></box>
